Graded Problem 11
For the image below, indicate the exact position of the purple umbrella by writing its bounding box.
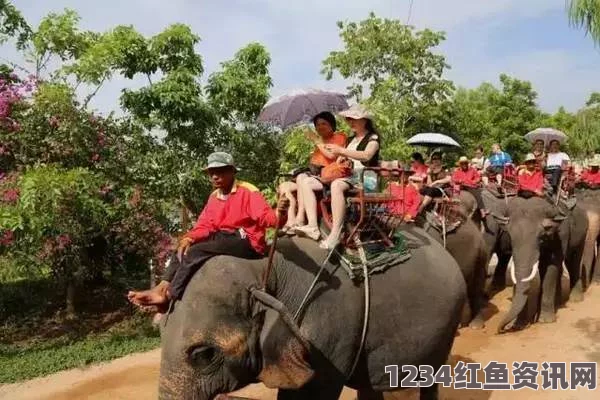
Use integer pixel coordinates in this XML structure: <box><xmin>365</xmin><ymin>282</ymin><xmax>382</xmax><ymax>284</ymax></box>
<box><xmin>258</xmin><ymin>89</ymin><xmax>349</xmax><ymax>130</ymax></box>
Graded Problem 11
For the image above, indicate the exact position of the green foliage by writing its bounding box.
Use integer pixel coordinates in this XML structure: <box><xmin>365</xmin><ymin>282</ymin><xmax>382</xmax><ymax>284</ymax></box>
<box><xmin>568</xmin><ymin>0</ymin><xmax>600</xmax><ymax>45</ymax></box>
<box><xmin>569</xmin><ymin>105</ymin><xmax>600</xmax><ymax>157</ymax></box>
<box><xmin>0</xmin><ymin>0</ymin><xmax>31</xmax><ymax>49</ymax></box>
<box><xmin>0</xmin><ymin>312</ymin><xmax>159</xmax><ymax>383</ymax></box>
<box><xmin>322</xmin><ymin>12</ymin><xmax>454</xmax><ymax>161</ymax></box>
<box><xmin>446</xmin><ymin>74</ymin><xmax>544</xmax><ymax>161</ymax></box>
<box><xmin>206</xmin><ymin>43</ymin><xmax>272</xmax><ymax>122</ymax></box>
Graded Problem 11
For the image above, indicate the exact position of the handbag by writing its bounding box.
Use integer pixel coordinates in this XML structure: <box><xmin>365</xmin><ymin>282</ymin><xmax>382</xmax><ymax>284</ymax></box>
<box><xmin>319</xmin><ymin>159</ymin><xmax>353</xmax><ymax>184</ymax></box>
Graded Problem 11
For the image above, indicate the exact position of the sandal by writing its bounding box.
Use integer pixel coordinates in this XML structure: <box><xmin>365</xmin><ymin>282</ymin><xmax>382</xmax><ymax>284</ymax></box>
<box><xmin>319</xmin><ymin>238</ymin><xmax>340</xmax><ymax>250</ymax></box>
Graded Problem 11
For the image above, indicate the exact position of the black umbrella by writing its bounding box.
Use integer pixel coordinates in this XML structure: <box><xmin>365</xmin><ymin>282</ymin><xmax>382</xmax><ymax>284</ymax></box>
<box><xmin>258</xmin><ymin>89</ymin><xmax>349</xmax><ymax>130</ymax></box>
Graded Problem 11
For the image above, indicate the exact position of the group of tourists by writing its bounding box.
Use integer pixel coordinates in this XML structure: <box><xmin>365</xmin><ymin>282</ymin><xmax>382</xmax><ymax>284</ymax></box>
<box><xmin>126</xmin><ymin>104</ymin><xmax>600</xmax><ymax>314</ymax></box>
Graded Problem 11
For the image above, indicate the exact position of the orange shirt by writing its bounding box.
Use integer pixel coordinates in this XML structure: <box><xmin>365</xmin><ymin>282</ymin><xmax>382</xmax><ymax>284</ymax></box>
<box><xmin>310</xmin><ymin>132</ymin><xmax>347</xmax><ymax>167</ymax></box>
<box><xmin>518</xmin><ymin>169</ymin><xmax>544</xmax><ymax>193</ymax></box>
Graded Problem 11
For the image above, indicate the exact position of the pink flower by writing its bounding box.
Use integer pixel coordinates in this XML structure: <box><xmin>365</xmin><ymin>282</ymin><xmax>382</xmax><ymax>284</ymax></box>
<box><xmin>0</xmin><ymin>230</ymin><xmax>14</xmax><ymax>246</ymax></box>
<box><xmin>56</xmin><ymin>234</ymin><xmax>72</xmax><ymax>250</ymax></box>
<box><xmin>9</xmin><ymin>73</ymin><xmax>18</xmax><ymax>80</ymax></box>
<box><xmin>91</xmin><ymin>153</ymin><xmax>100</xmax><ymax>162</ymax></box>
<box><xmin>2</xmin><ymin>188</ymin><xmax>19</xmax><ymax>204</ymax></box>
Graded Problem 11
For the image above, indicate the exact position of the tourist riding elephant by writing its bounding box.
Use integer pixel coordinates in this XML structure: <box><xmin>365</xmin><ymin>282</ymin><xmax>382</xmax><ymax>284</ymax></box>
<box><xmin>497</xmin><ymin>196</ymin><xmax>588</xmax><ymax>333</ymax></box>
<box><xmin>576</xmin><ymin>188</ymin><xmax>600</xmax><ymax>288</ymax></box>
<box><xmin>418</xmin><ymin>214</ymin><xmax>489</xmax><ymax>329</ymax></box>
<box><xmin>158</xmin><ymin>226</ymin><xmax>467</xmax><ymax>400</ymax></box>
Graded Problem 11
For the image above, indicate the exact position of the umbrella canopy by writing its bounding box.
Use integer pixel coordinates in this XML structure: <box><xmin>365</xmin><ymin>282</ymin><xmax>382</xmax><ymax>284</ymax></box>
<box><xmin>407</xmin><ymin>133</ymin><xmax>461</xmax><ymax>148</ymax></box>
<box><xmin>524</xmin><ymin>128</ymin><xmax>568</xmax><ymax>146</ymax></box>
<box><xmin>257</xmin><ymin>89</ymin><xmax>349</xmax><ymax>130</ymax></box>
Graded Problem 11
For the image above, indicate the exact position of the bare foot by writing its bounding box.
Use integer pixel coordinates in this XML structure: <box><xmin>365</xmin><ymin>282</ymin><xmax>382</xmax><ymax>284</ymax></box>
<box><xmin>127</xmin><ymin>281</ymin><xmax>170</xmax><ymax>308</ymax></box>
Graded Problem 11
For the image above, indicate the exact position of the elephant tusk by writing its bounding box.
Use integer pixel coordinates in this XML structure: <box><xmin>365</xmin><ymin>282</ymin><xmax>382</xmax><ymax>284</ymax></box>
<box><xmin>521</xmin><ymin>261</ymin><xmax>539</xmax><ymax>283</ymax></box>
<box><xmin>509</xmin><ymin>259</ymin><xmax>517</xmax><ymax>285</ymax></box>
<box><xmin>562</xmin><ymin>261</ymin><xmax>570</xmax><ymax>280</ymax></box>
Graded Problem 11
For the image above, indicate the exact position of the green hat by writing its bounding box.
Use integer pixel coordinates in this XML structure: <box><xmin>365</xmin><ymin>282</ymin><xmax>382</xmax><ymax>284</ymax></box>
<box><xmin>204</xmin><ymin>152</ymin><xmax>237</xmax><ymax>171</ymax></box>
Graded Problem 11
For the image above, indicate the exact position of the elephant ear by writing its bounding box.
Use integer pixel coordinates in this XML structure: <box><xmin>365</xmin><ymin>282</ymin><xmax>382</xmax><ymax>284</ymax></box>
<box><xmin>250</xmin><ymin>289</ymin><xmax>315</xmax><ymax>389</ymax></box>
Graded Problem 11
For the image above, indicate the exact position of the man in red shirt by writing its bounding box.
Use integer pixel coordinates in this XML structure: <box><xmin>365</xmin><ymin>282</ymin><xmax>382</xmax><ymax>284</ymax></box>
<box><xmin>128</xmin><ymin>152</ymin><xmax>288</xmax><ymax>312</ymax></box>
<box><xmin>387</xmin><ymin>168</ymin><xmax>423</xmax><ymax>223</ymax></box>
<box><xmin>518</xmin><ymin>153</ymin><xmax>544</xmax><ymax>198</ymax></box>
<box><xmin>579</xmin><ymin>157</ymin><xmax>600</xmax><ymax>188</ymax></box>
<box><xmin>452</xmin><ymin>156</ymin><xmax>488</xmax><ymax>218</ymax></box>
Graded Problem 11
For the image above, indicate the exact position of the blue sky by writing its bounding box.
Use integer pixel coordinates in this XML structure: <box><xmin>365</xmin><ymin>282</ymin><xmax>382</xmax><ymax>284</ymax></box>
<box><xmin>4</xmin><ymin>0</ymin><xmax>600</xmax><ymax>115</ymax></box>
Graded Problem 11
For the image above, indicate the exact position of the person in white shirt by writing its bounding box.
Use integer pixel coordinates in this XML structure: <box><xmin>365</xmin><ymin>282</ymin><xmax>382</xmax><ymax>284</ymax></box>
<box><xmin>545</xmin><ymin>139</ymin><xmax>570</xmax><ymax>193</ymax></box>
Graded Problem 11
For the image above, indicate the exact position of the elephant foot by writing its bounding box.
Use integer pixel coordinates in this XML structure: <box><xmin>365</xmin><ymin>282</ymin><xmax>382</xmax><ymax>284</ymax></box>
<box><xmin>469</xmin><ymin>317</ymin><xmax>485</xmax><ymax>330</ymax></box>
<box><xmin>570</xmin><ymin>288</ymin><xmax>584</xmax><ymax>303</ymax></box>
<box><xmin>538</xmin><ymin>312</ymin><xmax>557</xmax><ymax>324</ymax></box>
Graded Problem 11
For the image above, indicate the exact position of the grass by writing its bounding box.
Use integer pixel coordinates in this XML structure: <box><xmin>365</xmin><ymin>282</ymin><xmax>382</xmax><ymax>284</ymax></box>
<box><xmin>0</xmin><ymin>274</ymin><xmax>161</xmax><ymax>384</ymax></box>
<box><xmin>0</xmin><ymin>314</ymin><xmax>160</xmax><ymax>383</ymax></box>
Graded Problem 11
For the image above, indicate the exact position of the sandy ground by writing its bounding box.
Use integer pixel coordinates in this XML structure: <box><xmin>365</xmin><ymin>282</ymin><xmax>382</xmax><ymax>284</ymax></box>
<box><xmin>2</xmin><ymin>285</ymin><xmax>600</xmax><ymax>400</ymax></box>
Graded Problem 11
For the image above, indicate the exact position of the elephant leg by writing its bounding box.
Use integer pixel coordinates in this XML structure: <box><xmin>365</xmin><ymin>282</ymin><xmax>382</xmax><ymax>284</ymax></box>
<box><xmin>488</xmin><ymin>254</ymin><xmax>510</xmax><ymax>297</ymax></box>
<box><xmin>593</xmin><ymin>241</ymin><xmax>600</xmax><ymax>284</ymax></box>
<box><xmin>469</xmin><ymin>253</ymin><xmax>488</xmax><ymax>330</ymax></box>
<box><xmin>539</xmin><ymin>264</ymin><xmax>559</xmax><ymax>324</ymax></box>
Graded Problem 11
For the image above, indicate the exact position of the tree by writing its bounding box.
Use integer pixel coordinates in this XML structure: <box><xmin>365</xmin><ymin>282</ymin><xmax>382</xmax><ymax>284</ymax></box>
<box><xmin>0</xmin><ymin>0</ymin><xmax>31</xmax><ymax>50</ymax></box>
<box><xmin>321</xmin><ymin>13</ymin><xmax>454</xmax><ymax>160</ymax></box>
<box><xmin>447</xmin><ymin>74</ymin><xmax>544</xmax><ymax>161</ymax></box>
<box><xmin>568</xmin><ymin>0</ymin><xmax>600</xmax><ymax>45</ymax></box>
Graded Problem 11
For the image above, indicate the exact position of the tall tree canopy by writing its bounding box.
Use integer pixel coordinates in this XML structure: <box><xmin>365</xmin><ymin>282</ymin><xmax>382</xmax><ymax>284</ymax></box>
<box><xmin>322</xmin><ymin>13</ymin><xmax>454</xmax><ymax>160</ymax></box>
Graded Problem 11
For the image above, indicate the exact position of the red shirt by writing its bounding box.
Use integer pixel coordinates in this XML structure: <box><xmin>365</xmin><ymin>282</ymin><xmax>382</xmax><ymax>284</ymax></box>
<box><xmin>388</xmin><ymin>183</ymin><xmax>422</xmax><ymax>219</ymax></box>
<box><xmin>184</xmin><ymin>181</ymin><xmax>282</xmax><ymax>254</ymax></box>
<box><xmin>518</xmin><ymin>169</ymin><xmax>544</xmax><ymax>193</ymax></box>
<box><xmin>580</xmin><ymin>169</ymin><xmax>600</xmax><ymax>185</ymax></box>
<box><xmin>411</xmin><ymin>162</ymin><xmax>429</xmax><ymax>179</ymax></box>
<box><xmin>452</xmin><ymin>167</ymin><xmax>480</xmax><ymax>188</ymax></box>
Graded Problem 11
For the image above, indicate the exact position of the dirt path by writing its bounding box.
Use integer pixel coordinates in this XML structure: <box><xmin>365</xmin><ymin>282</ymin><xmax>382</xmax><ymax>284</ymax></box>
<box><xmin>2</xmin><ymin>285</ymin><xmax>600</xmax><ymax>400</ymax></box>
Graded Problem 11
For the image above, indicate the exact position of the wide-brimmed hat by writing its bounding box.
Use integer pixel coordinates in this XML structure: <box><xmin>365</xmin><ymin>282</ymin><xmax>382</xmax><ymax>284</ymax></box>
<box><xmin>456</xmin><ymin>156</ymin><xmax>469</xmax><ymax>166</ymax></box>
<box><xmin>524</xmin><ymin>153</ymin><xmax>537</xmax><ymax>163</ymax></box>
<box><xmin>203</xmin><ymin>152</ymin><xmax>238</xmax><ymax>171</ymax></box>
<box><xmin>589</xmin><ymin>154</ymin><xmax>600</xmax><ymax>167</ymax></box>
<box><xmin>338</xmin><ymin>104</ymin><xmax>373</xmax><ymax>120</ymax></box>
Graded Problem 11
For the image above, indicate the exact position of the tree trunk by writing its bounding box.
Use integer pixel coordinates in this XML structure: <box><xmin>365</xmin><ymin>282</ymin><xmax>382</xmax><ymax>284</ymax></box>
<box><xmin>66</xmin><ymin>279</ymin><xmax>76</xmax><ymax>319</ymax></box>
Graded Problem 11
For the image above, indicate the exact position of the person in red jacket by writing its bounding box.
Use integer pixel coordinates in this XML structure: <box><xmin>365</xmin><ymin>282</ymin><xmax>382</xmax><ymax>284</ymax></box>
<box><xmin>387</xmin><ymin>168</ymin><xmax>423</xmax><ymax>223</ymax></box>
<box><xmin>579</xmin><ymin>157</ymin><xmax>600</xmax><ymax>188</ymax></box>
<box><xmin>127</xmin><ymin>152</ymin><xmax>288</xmax><ymax>312</ymax></box>
<box><xmin>452</xmin><ymin>156</ymin><xmax>488</xmax><ymax>218</ymax></box>
<box><xmin>518</xmin><ymin>153</ymin><xmax>545</xmax><ymax>198</ymax></box>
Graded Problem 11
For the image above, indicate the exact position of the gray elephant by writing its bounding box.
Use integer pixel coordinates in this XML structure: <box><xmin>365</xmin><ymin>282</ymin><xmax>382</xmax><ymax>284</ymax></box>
<box><xmin>158</xmin><ymin>226</ymin><xmax>467</xmax><ymax>400</ymax></box>
<box><xmin>477</xmin><ymin>189</ymin><xmax>513</xmax><ymax>295</ymax></box>
<box><xmin>417</xmin><ymin>212</ymin><xmax>489</xmax><ymax>329</ymax></box>
<box><xmin>576</xmin><ymin>188</ymin><xmax>600</xmax><ymax>289</ymax></box>
<box><xmin>497</xmin><ymin>196</ymin><xmax>588</xmax><ymax>333</ymax></box>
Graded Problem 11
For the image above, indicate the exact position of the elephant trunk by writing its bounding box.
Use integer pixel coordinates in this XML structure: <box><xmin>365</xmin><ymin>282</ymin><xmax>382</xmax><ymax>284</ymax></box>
<box><xmin>497</xmin><ymin>241</ymin><xmax>540</xmax><ymax>333</ymax></box>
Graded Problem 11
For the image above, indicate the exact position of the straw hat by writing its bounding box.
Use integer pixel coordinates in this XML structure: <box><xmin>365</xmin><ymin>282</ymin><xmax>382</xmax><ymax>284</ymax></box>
<box><xmin>589</xmin><ymin>154</ymin><xmax>600</xmax><ymax>167</ymax></box>
<box><xmin>338</xmin><ymin>104</ymin><xmax>374</xmax><ymax>120</ymax></box>
<box><xmin>456</xmin><ymin>156</ymin><xmax>469</xmax><ymax>166</ymax></box>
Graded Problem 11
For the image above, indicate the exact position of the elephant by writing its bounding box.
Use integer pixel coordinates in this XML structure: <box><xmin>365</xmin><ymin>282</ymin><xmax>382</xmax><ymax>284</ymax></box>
<box><xmin>576</xmin><ymin>188</ymin><xmax>600</xmax><ymax>289</ymax></box>
<box><xmin>158</xmin><ymin>225</ymin><xmax>467</xmax><ymax>400</ymax></box>
<box><xmin>417</xmin><ymin>212</ymin><xmax>489</xmax><ymax>329</ymax></box>
<box><xmin>477</xmin><ymin>189</ymin><xmax>513</xmax><ymax>296</ymax></box>
<box><xmin>496</xmin><ymin>196</ymin><xmax>588</xmax><ymax>333</ymax></box>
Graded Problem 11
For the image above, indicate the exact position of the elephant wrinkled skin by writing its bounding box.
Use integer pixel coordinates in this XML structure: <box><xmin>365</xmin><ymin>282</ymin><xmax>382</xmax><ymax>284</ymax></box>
<box><xmin>158</xmin><ymin>226</ymin><xmax>467</xmax><ymax>400</ymax></box>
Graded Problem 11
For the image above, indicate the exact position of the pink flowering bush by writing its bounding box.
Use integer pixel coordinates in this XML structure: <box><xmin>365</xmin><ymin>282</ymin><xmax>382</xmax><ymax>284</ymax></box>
<box><xmin>0</xmin><ymin>70</ymin><xmax>178</xmax><ymax>313</ymax></box>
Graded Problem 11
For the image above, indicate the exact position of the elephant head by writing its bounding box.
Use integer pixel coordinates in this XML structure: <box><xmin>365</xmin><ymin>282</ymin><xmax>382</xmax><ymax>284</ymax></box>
<box><xmin>497</xmin><ymin>197</ymin><xmax>563</xmax><ymax>333</ymax></box>
<box><xmin>158</xmin><ymin>257</ymin><xmax>315</xmax><ymax>400</ymax></box>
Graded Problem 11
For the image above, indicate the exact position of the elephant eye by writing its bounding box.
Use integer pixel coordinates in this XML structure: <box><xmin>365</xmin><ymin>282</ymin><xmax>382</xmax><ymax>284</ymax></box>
<box><xmin>188</xmin><ymin>345</ymin><xmax>220</xmax><ymax>371</ymax></box>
